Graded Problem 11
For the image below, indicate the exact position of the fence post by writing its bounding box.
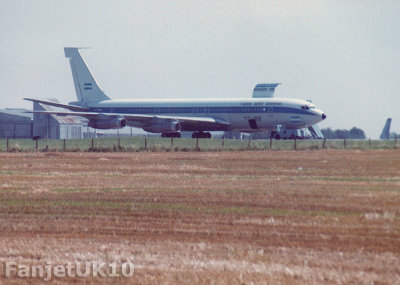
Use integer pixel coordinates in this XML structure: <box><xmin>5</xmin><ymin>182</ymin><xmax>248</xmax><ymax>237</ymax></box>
<box><xmin>196</xmin><ymin>137</ymin><xmax>199</xmax><ymax>150</ymax></box>
<box><xmin>91</xmin><ymin>138</ymin><xmax>94</xmax><ymax>148</ymax></box>
<box><xmin>247</xmin><ymin>138</ymin><xmax>251</xmax><ymax>149</ymax></box>
<box><xmin>369</xmin><ymin>138</ymin><xmax>371</xmax><ymax>147</ymax></box>
<box><xmin>6</xmin><ymin>138</ymin><xmax>9</xmax><ymax>151</ymax></box>
<box><xmin>294</xmin><ymin>137</ymin><xmax>297</xmax><ymax>150</ymax></box>
<box><xmin>395</xmin><ymin>135</ymin><xmax>397</xmax><ymax>149</ymax></box>
<box><xmin>36</xmin><ymin>139</ymin><xmax>38</xmax><ymax>150</ymax></box>
<box><xmin>145</xmin><ymin>138</ymin><xmax>147</xmax><ymax>150</ymax></box>
<box><xmin>269</xmin><ymin>137</ymin><xmax>272</xmax><ymax>149</ymax></box>
<box><xmin>63</xmin><ymin>139</ymin><xmax>66</xmax><ymax>150</ymax></box>
<box><xmin>118</xmin><ymin>138</ymin><xmax>120</xmax><ymax>148</ymax></box>
<box><xmin>171</xmin><ymin>137</ymin><xmax>173</xmax><ymax>147</ymax></box>
<box><xmin>344</xmin><ymin>138</ymin><xmax>346</xmax><ymax>149</ymax></box>
<box><xmin>222</xmin><ymin>137</ymin><xmax>224</xmax><ymax>149</ymax></box>
<box><xmin>322</xmin><ymin>138</ymin><xmax>327</xmax><ymax>149</ymax></box>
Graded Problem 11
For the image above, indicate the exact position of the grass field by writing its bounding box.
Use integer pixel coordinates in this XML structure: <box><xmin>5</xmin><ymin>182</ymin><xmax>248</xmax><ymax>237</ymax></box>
<box><xmin>0</xmin><ymin>137</ymin><xmax>399</xmax><ymax>152</ymax></box>
<box><xmin>0</xmin><ymin>150</ymin><xmax>399</xmax><ymax>284</ymax></box>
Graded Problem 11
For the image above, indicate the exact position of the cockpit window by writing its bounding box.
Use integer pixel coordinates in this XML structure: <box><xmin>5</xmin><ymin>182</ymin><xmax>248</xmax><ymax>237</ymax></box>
<box><xmin>301</xmin><ymin>105</ymin><xmax>310</xmax><ymax>110</ymax></box>
<box><xmin>301</xmin><ymin>104</ymin><xmax>315</xmax><ymax>110</ymax></box>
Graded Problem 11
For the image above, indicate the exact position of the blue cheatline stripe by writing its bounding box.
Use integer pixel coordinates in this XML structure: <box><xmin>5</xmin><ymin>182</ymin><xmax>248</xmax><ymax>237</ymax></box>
<box><xmin>90</xmin><ymin>106</ymin><xmax>317</xmax><ymax>116</ymax></box>
<box><xmin>254</xmin><ymin>88</ymin><xmax>274</xmax><ymax>91</ymax></box>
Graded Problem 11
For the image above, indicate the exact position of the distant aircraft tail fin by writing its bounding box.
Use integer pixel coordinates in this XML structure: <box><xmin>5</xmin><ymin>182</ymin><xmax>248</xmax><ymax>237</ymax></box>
<box><xmin>252</xmin><ymin>83</ymin><xmax>281</xmax><ymax>98</ymax></box>
<box><xmin>379</xmin><ymin>118</ymin><xmax>392</xmax><ymax>140</ymax></box>
<box><xmin>64</xmin><ymin>47</ymin><xmax>110</xmax><ymax>104</ymax></box>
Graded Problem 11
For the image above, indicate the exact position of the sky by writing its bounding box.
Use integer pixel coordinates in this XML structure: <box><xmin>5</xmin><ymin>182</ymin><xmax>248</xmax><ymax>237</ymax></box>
<box><xmin>1</xmin><ymin>0</ymin><xmax>399</xmax><ymax>138</ymax></box>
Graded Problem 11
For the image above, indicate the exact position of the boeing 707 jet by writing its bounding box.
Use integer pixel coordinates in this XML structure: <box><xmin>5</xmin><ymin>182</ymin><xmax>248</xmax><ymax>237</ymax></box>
<box><xmin>25</xmin><ymin>48</ymin><xmax>326</xmax><ymax>138</ymax></box>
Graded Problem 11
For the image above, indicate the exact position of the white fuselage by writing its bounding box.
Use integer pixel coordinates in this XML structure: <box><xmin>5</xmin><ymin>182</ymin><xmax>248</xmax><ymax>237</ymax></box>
<box><xmin>28</xmin><ymin>49</ymin><xmax>327</xmax><ymax>135</ymax></box>
<box><xmin>83</xmin><ymin>97</ymin><xmax>325</xmax><ymax>132</ymax></box>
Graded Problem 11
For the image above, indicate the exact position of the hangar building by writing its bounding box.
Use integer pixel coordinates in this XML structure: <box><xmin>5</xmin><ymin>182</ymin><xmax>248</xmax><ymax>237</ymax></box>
<box><xmin>32</xmin><ymin>99</ymin><xmax>85</xmax><ymax>139</ymax></box>
<box><xmin>0</xmin><ymin>99</ymin><xmax>121</xmax><ymax>140</ymax></box>
<box><xmin>0</xmin><ymin>108</ymin><xmax>33</xmax><ymax>138</ymax></box>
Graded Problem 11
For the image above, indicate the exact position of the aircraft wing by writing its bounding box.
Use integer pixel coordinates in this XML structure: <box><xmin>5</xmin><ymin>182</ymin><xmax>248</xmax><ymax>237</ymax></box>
<box><xmin>24</xmin><ymin>98</ymin><xmax>90</xmax><ymax>112</ymax></box>
<box><xmin>25</xmin><ymin>110</ymin><xmax>116</xmax><ymax>120</ymax></box>
<box><xmin>26</xmin><ymin>111</ymin><xmax>231</xmax><ymax>131</ymax></box>
<box><xmin>123</xmin><ymin>114</ymin><xmax>230</xmax><ymax>129</ymax></box>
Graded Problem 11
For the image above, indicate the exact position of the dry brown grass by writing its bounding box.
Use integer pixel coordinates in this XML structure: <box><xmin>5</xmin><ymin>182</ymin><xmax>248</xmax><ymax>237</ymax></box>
<box><xmin>0</xmin><ymin>150</ymin><xmax>399</xmax><ymax>284</ymax></box>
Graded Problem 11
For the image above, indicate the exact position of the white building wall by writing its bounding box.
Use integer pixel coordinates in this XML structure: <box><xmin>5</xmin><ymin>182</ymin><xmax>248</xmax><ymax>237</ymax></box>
<box><xmin>59</xmin><ymin>125</ymin><xmax>83</xmax><ymax>139</ymax></box>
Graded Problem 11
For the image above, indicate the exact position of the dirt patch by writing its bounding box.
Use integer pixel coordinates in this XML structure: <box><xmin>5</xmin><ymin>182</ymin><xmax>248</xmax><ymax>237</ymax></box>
<box><xmin>0</xmin><ymin>150</ymin><xmax>399</xmax><ymax>283</ymax></box>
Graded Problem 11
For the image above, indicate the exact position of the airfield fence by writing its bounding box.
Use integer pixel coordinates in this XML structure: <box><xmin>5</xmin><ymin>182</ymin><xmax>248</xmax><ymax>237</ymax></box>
<box><xmin>0</xmin><ymin>137</ymin><xmax>398</xmax><ymax>152</ymax></box>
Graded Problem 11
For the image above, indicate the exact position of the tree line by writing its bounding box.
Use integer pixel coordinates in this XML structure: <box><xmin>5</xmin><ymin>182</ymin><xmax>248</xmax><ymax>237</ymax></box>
<box><xmin>321</xmin><ymin>127</ymin><xmax>366</xmax><ymax>139</ymax></box>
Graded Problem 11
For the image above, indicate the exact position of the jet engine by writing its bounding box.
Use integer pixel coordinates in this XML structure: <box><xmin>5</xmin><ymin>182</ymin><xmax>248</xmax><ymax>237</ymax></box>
<box><xmin>88</xmin><ymin>118</ymin><xmax>127</xmax><ymax>129</ymax></box>
<box><xmin>143</xmin><ymin>120</ymin><xmax>181</xmax><ymax>133</ymax></box>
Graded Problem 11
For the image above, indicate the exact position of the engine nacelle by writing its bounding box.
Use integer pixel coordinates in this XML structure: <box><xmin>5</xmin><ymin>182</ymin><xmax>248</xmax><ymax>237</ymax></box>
<box><xmin>88</xmin><ymin>118</ymin><xmax>127</xmax><ymax>129</ymax></box>
<box><xmin>143</xmin><ymin>121</ymin><xmax>181</xmax><ymax>133</ymax></box>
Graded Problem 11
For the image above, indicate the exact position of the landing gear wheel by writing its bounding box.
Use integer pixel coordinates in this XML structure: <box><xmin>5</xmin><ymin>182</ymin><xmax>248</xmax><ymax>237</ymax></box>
<box><xmin>192</xmin><ymin>132</ymin><xmax>212</xmax><ymax>139</ymax></box>
<box><xmin>274</xmin><ymin>133</ymin><xmax>281</xmax><ymax>140</ymax></box>
<box><xmin>162</xmin><ymin>132</ymin><xmax>181</xmax><ymax>138</ymax></box>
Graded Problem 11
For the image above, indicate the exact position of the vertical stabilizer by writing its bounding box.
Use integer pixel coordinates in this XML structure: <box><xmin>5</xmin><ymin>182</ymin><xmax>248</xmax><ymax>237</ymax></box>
<box><xmin>64</xmin><ymin>47</ymin><xmax>110</xmax><ymax>104</ymax></box>
<box><xmin>379</xmin><ymin>118</ymin><xmax>392</xmax><ymax>140</ymax></box>
<box><xmin>252</xmin><ymin>83</ymin><xmax>281</xmax><ymax>98</ymax></box>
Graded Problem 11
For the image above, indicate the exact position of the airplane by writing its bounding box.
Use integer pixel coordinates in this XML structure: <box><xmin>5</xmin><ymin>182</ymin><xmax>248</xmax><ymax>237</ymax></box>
<box><xmin>25</xmin><ymin>47</ymin><xmax>326</xmax><ymax>139</ymax></box>
<box><xmin>379</xmin><ymin>118</ymin><xmax>392</xmax><ymax>140</ymax></box>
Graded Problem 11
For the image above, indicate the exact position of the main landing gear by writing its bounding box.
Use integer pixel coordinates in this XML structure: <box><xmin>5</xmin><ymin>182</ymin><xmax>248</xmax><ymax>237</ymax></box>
<box><xmin>161</xmin><ymin>132</ymin><xmax>181</xmax><ymax>138</ymax></box>
<box><xmin>270</xmin><ymin>131</ymin><xmax>281</xmax><ymax>140</ymax></box>
<box><xmin>192</xmin><ymin>132</ymin><xmax>211</xmax><ymax>139</ymax></box>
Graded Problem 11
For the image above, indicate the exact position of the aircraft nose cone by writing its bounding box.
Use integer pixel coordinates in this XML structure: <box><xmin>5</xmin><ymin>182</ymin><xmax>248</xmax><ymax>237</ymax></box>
<box><xmin>322</xmin><ymin>113</ymin><xmax>327</xmax><ymax>120</ymax></box>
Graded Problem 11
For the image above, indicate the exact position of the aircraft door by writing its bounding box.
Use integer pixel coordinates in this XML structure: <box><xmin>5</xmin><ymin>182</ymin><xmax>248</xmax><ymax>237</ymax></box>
<box><xmin>268</xmin><ymin>107</ymin><xmax>273</xmax><ymax>117</ymax></box>
<box><xmin>248</xmin><ymin>118</ymin><xmax>258</xmax><ymax>129</ymax></box>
